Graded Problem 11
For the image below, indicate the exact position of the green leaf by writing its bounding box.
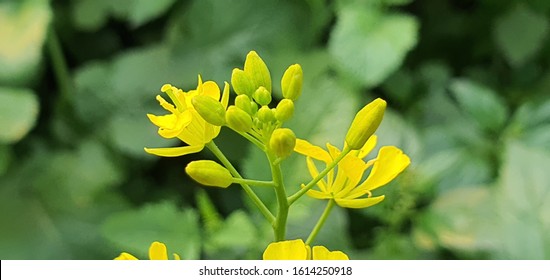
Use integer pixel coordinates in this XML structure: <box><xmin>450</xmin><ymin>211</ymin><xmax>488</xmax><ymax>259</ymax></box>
<box><xmin>126</xmin><ymin>0</ymin><xmax>177</xmax><ymax>28</ymax></box>
<box><xmin>494</xmin><ymin>4</ymin><xmax>549</xmax><ymax>67</ymax></box>
<box><xmin>0</xmin><ymin>0</ymin><xmax>51</xmax><ymax>86</ymax></box>
<box><xmin>71</xmin><ymin>0</ymin><xmax>110</xmax><ymax>31</ymax></box>
<box><xmin>0</xmin><ymin>145</ymin><xmax>10</xmax><ymax>176</ymax></box>
<box><xmin>449</xmin><ymin>78</ymin><xmax>508</xmax><ymax>132</ymax></box>
<box><xmin>101</xmin><ymin>202</ymin><xmax>201</xmax><ymax>259</ymax></box>
<box><xmin>415</xmin><ymin>186</ymin><xmax>495</xmax><ymax>253</ymax></box>
<box><xmin>0</xmin><ymin>87</ymin><xmax>39</xmax><ymax>143</ymax></box>
<box><xmin>206</xmin><ymin>210</ymin><xmax>258</xmax><ymax>259</ymax></box>
<box><xmin>492</xmin><ymin>141</ymin><xmax>550</xmax><ymax>259</ymax></box>
<box><xmin>329</xmin><ymin>7</ymin><xmax>418</xmax><ymax>87</ymax></box>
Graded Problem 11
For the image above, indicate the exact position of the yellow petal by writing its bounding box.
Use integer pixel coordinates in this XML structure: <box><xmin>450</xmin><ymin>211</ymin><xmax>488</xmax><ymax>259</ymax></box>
<box><xmin>312</xmin><ymin>246</ymin><xmax>349</xmax><ymax>260</ymax></box>
<box><xmin>335</xmin><ymin>195</ymin><xmax>385</xmax><ymax>209</ymax></box>
<box><xmin>149</xmin><ymin>241</ymin><xmax>168</xmax><ymax>260</ymax></box>
<box><xmin>173</xmin><ymin>253</ymin><xmax>181</xmax><ymax>260</ymax></box>
<box><xmin>306</xmin><ymin>157</ymin><xmax>327</xmax><ymax>193</ymax></box>
<box><xmin>294</xmin><ymin>139</ymin><xmax>331</xmax><ymax>163</ymax></box>
<box><xmin>201</xmin><ymin>81</ymin><xmax>221</xmax><ymax>100</ymax></box>
<box><xmin>336</xmin><ymin>154</ymin><xmax>367</xmax><ymax>195</ymax></box>
<box><xmin>356</xmin><ymin>135</ymin><xmax>377</xmax><ymax>159</ymax></box>
<box><xmin>221</xmin><ymin>82</ymin><xmax>230</xmax><ymax>108</ymax></box>
<box><xmin>306</xmin><ymin>188</ymin><xmax>332</xmax><ymax>200</ymax></box>
<box><xmin>144</xmin><ymin>145</ymin><xmax>204</xmax><ymax>157</ymax></box>
<box><xmin>114</xmin><ymin>252</ymin><xmax>138</xmax><ymax>260</ymax></box>
<box><xmin>263</xmin><ymin>239</ymin><xmax>308</xmax><ymax>260</ymax></box>
<box><xmin>326</xmin><ymin>143</ymin><xmax>341</xmax><ymax>160</ymax></box>
<box><xmin>359</xmin><ymin>146</ymin><xmax>410</xmax><ymax>192</ymax></box>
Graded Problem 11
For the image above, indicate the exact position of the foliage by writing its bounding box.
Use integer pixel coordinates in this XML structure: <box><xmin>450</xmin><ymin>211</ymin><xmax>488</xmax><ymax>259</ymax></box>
<box><xmin>1</xmin><ymin>0</ymin><xmax>550</xmax><ymax>259</ymax></box>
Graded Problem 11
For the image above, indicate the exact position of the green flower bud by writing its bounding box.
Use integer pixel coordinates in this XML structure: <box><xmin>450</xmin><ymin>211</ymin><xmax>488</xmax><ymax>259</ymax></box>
<box><xmin>185</xmin><ymin>160</ymin><xmax>233</xmax><ymax>188</ymax></box>
<box><xmin>231</xmin><ymin>68</ymin><xmax>255</xmax><ymax>97</ymax></box>
<box><xmin>226</xmin><ymin>105</ymin><xmax>253</xmax><ymax>132</ymax></box>
<box><xmin>257</xmin><ymin>105</ymin><xmax>275</xmax><ymax>124</ymax></box>
<box><xmin>253</xmin><ymin>86</ymin><xmax>272</xmax><ymax>106</ymax></box>
<box><xmin>281</xmin><ymin>64</ymin><xmax>303</xmax><ymax>101</ymax></box>
<box><xmin>274</xmin><ymin>99</ymin><xmax>294</xmax><ymax>122</ymax></box>
<box><xmin>192</xmin><ymin>95</ymin><xmax>226</xmax><ymax>126</ymax></box>
<box><xmin>345</xmin><ymin>98</ymin><xmax>387</xmax><ymax>150</ymax></box>
<box><xmin>269</xmin><ymin>128</ymin><xmax>296</xmax><ymax>159</ymax></box>
<box><xmin>250</xmin><ymin>101</ymin><xmax>259</xmax><ymax>115</ymax></box>
<box><xmin>235</xmin><ymin>94</ymin><xmax>253</xmax><ymax>115</ymax></box>
<box><xmin>244</xmin><ymin>51</ymin><xmax>272</xmax><ymax>92</ymax></box>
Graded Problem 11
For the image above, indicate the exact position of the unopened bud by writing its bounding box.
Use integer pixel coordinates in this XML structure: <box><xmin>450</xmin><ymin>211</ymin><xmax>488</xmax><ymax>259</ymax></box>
<box><xmin>192</xmin><ymin>95</ymin><xmax>226</xmax><ymax>126</ymax></box>
<box><xmin>253</xmin><ymin>86</ymin><xmax>272</xmax><ymax>106</ymax></box>
<box><xmin>281</xmin><ymin>64</ymin><xmax>303</xmax><ymax>101</ymax></box>
<box><xmin>345</xmin><ymin>98</ymin><xmax>386</xmax><ymax>150</ymax></box>
<box><xmin>235</xmin><ymin>95</ymin><xmax>253</xmax><ymax>115</ymax></box>
<box><xmin>275</xmin><ymin>99</ymin><xmax>294</xmax><ymax>122</ymax></box>
<box><xmin>226</xmin><ymin>105</ymin><xmax>253</xmax><ymax>132</ymax></box>
<box><xmin>257</xmin><ymin>105</ymin><xmax>275</xmax><ymax>124</ymax></box>
<box><xmin>231</xmin><ymin>68</ymin><xmax>255</xmax><ymax>97</ymax></box>
<box><xmin>185</xmin><ymin>160</ymin><xmax>233</xmax><ymax>188</ymax></box>
<box><xmin>270</xmin><ymin>128</ymin><xmax>296</xmax><ymax>159</ymax></box>
<box><xmin>244</xmin><ymin>51</ymin><xmax>272</xmax><ymax>92</ymax></box>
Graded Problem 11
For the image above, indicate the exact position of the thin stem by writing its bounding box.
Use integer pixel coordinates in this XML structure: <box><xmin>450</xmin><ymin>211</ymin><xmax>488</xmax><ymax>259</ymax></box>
<box><xmin>232</xmin><ymin>178</ymin><xmax>276</xmax><ymax>188</ymax></box>
<box><xmin>288</xmin><ymin>145</ymin><xmax>352</xmax><ymax>205</ymax></box>
<box><xmin>47</xmin><ymin>26</ymin><xmax>72</xmax><ymax>111</ymax></box>
<box><xmin>234</xmin><ymin>129</ymin><xmax>265</xmax><ymax>151</ymax></box>
<box><xmin>306</xmin><ymin>199</ymin><xmax>335</xmax><ymax>245</ymax></box>
<box><xmin>206</xmin><ymin>141</ymin><xmax>275</xmax><ymax>223</ymax></box>
<box><xmin>267</xmin><ymin>151</ymin><xmax>289</xmax><ymax>241</ymax></box>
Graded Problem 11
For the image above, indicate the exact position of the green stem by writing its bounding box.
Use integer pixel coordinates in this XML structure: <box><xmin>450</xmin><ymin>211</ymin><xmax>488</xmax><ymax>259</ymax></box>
<box><xmin>234</xmin><ymin>130</ymin><xmax>265</xmax><ymax>151</ymax></box>
<box><xmin>47</xmin><ymin>27</ymin><xmax>72</xmax><ymax>112</ymax></box>
<box><xmin>267</xmin><ymin>151</ymin><xmax>289</xmax><ymax>241</ymax></box>
<box><xmin>288</xmin><ymin>146</ymin><xmax>352</xmax><ymax>205</ymax></box>
<box><xmin>232</xmin><ymin>178</ymin><xmax>276</xmax><ymax>188</ymax></box>
<box><xmin>206</xmin><ymin>141</ymin><xmax>275</xmax><ymax>223</ymax></box>
<box><xmin>306</xmin><ymin>199</ymin><xmax>335</xmax><ymax>245</ymax></box>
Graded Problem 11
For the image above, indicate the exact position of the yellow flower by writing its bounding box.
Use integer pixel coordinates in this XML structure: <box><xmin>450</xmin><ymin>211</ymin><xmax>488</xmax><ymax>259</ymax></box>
<box><xmin>145</xmin><ymin>76</ymin><xmax>230</xmax><ymax>157</ymax></box>
<box><xmin>294</xmin><ymin>136</ymin><xmax>410</xmax><ymax>209</ymax></box>
<box><xmin>114</xmin><ymin>241</ymin><xmax>181</xmax><ymax>260</ymax></box>
<box><xmin>263</xmin><ymin>239</ymin><xmax>348</xmax><ymax>260</ymax></box>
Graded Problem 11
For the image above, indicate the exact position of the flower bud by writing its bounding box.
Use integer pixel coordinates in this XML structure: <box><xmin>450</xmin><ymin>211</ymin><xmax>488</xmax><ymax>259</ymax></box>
<box><xmin>275</xmin><ymin>99</ymin><xmax>294</xmax><ymax>122</ymax></box>
<box><xmin>231</xmin><ymin>68</ymin><xmax>255</xmax><ymax>97</ymax></box>
<box><xmin>185</xmin><ymin>160</ymin><xmax>233</xmax><ymax>188</ymax></box>
<box><xmin>253</xmin><ymin>86</ymin><xmax>272</xmax><ymax>106</ymax></box>
<box><xmin>345</xmin><ymin>98</ymin><xmax>387</xmax><ymax>150</ymax></box>
<box><xmin>257</xmin><ymin>105</ymin><xmax>275</xmax><ymax>124</ymax></box>
<box><xmin>191</xmin><ymin>95</ymin><xmax>226</xmax><ymax>126</ymax></box>
<box><xmin>226</xmin><ymin>105</ymin><xmax>253</xmax><ymax>132</ymax></box>
<box><xmin>244</xmin><ymin>51</ymin><xmax>272</xmax><ymax>92</ymax></box>
<box><xmin>235</xmin><ymin>94</ymin><xmax>253</xmax><ymax>115</ymax></box>
<box><xmin>270</xmin><ymin>128</ymin><xmax>296</xmax><ymax>159</ymax></box>
<box><xmin>250</xmin><ymin>101</ymin><xmax>259</xmax><ymax>115</ymax></box>
<box><xmin>281</xmin><ymin>64</ymin><xmax>303</xmax><ymax>101</ymax></box>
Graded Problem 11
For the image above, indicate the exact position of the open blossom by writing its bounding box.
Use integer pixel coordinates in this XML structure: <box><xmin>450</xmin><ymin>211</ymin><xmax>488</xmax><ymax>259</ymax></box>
<box><xmin>145</xmin><ymin>76</ymin><xmax>230</xmax><ymax>157</ymax></box>
<box><xmin>115</xmin><ymin>241</ymin><xmax>180</xmax><ymax>260</ymax></box>
<box><xmin>294</xmin><ymin>135</ymin><xmax>410</xmax><ymax>209</ymax></box>
<box><xmin>263</xmin><ymin>239</ymin><xmax>348</xmax><ymax>260</ymax></box>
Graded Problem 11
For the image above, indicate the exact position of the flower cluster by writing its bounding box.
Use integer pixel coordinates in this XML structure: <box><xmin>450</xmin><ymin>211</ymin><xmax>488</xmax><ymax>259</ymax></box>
<box><xmin>115</xmin><ymin>51</ymin><xmax>410</xmax><ymax>260</ymax></box>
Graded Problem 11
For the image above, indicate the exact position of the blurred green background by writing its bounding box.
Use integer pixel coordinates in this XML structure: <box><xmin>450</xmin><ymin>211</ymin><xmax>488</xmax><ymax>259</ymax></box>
<box><xmin>1</xmin><ymin>0</ymin><xmax>550</xmax><ymax>260</ymax></box>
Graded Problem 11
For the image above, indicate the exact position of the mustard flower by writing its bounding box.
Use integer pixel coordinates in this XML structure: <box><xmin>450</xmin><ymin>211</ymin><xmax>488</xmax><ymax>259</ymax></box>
<box><xmin>145</xmin><ymin>76</ymin><xmax>230</xmax><ymax>157</ymax></box>
<box><xmin>115</xmin><ymin>241</ymin><xmax>180</xmax><ymax>260</ymax></box>
<box><xmin>294</xmin><ymin>135</ymin><xmax>410</xmax><ymax>209</ymax></box>
<box><xmin>263</xmin><ymin>239</ymin><xmax>348</xmax><ymax>260</ymax></box>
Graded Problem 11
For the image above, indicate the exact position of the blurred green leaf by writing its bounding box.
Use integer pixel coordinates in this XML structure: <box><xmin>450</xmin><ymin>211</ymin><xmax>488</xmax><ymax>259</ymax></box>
<box><xmin>125</xmin><ymin>0</ymin><xmax>177</xmax><ymax>28</ymax></box>
<box><xmin>72</xmin><ymin>0</ymin><xmax>110</xmax><ymax>31</ymax></box>
<box><xmin>0</xmin><ymin>0</ymin><xmax>51</xmax><ymax>86</ymax></box>
<box><xmin>102</xmin><ymin>202</ymin><xmax>201</xmax><ymax>259</ymax></box>
<box><xmin>329</xmin><ymin>6</ymin><xmax>418</xmax><ymax>87</ymax></box>
<box><xmin>0</xmin><ymin>87</ymin><xmax>39</xmax><ymax>143</ymax></box>
<box><xmin>206</xmin><ymin>210</ymin><xmax>258</xmax><ymax>259</ymax></box>
<box><xmin>0</xmin><ymin>145</ymin><xmax>10</xmax><ymax>176</ymax></box>
<box><xmin>449</xmin><ymin>78</ymin><xmax>508</xmax><ymax>132</ymax></box>
<box><xmin>415</xmin><ymin>186</ymin><xmax>495</xmax><ymax>253</ymax></box>
<box><xmin>494</xmin><ymin>4</ymin><xmax>549</xmax><ymax>67</ymax></box>
<box><xmin>493</xmin><ymin>141</ymin><xmax>550</xmax><ymax>259</ymax></box>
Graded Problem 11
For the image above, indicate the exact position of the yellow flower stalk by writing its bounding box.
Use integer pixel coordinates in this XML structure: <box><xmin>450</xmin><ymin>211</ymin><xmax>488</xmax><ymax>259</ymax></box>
<box><xmin>145</xmin><ymin>76</ymin><xmax>230</xmax><ymax>157</ymax></box>
<box><xmin>115</xmin><ymin>241</ymin><xmax>180</xmax><ymax>260</ymax></box>
<box><xmin>263</xmin><ymin>239</ymin><xmax>348</xmax><ymax>260</ymax></box>
<box><xmin>294</xmin><ymin>136</ymin><xmax>410</xmax><ymax>209</ymax></box>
